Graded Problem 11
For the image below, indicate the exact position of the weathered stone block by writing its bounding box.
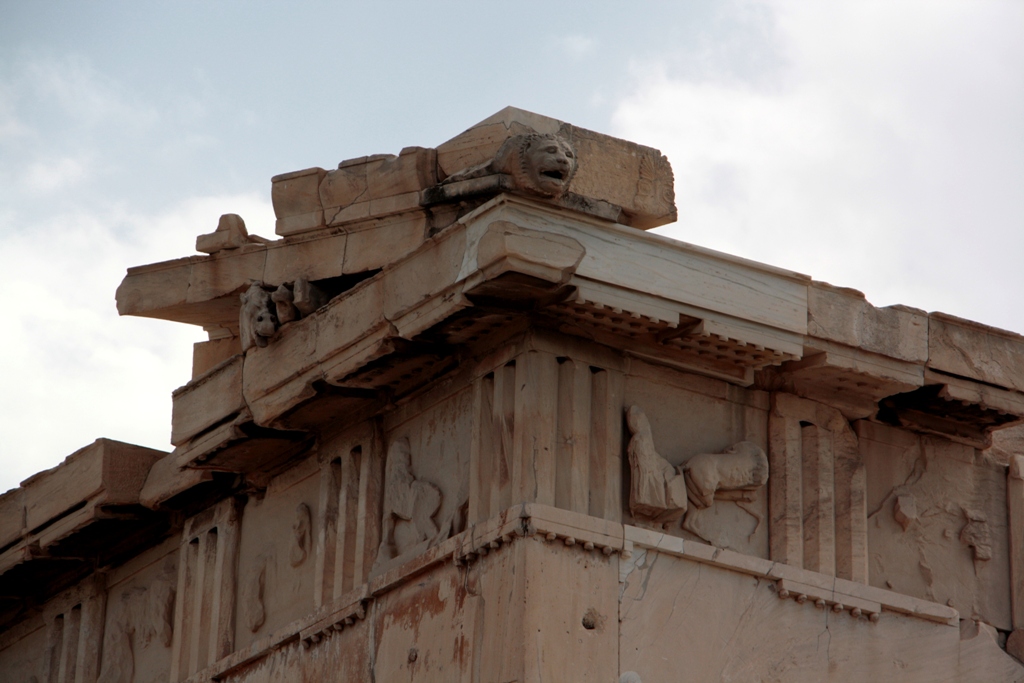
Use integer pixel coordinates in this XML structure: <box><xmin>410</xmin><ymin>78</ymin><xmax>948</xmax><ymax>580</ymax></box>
<box><xmin>929</xmin><ymin>312</ymin><xmax>1024</xmax><ymax>393</ymax></box>
<box><xmin>193</xmin><ymin>336</ymin><xmax>242</xmax><ymax>378</ymax></box>
<box><xmin>808</xmin><ymin>281</ymin><xmax>927</xmax><ymax>362</ymax></box>
<box><xmin>263</xmin><ymin>231</ymin><xmax>347</xmax><ymax>285</ymax></box>
<box><xmin>272</xmin><ymin>167</ymin><xmax>327</xmax><ymax>236</ymax></box>
<box><xmin>21</xmin><ymin>439</ymin><xmax>164</xmax><ymax>532</ymax></box>
<box><xmin>138</xmin><ymin>451</ymin><xmax>211</xmax><ymax>509</ymax></box>
<box><xmin>115</xmin><ymin>256</ymin><xmax>194</xmax><ymax>318</ymax></box>
<box><xmin>343</xmin><ymin>214</ymin><xmax>427</xmax><ymax>274</ymax></box>
<box><xmin>367</xmin><ymin>147</ymin><xmax>436</xmax><ymax>200</ymax></box>
<box><xmin>185</xmin><ymin>245</ymin><xmax>267</xmax><ymax>305</ymax></box>
<box><xmin>319</xmin><ymin>158</ymin><xmax>373</xmax><ymax>214</ymax></box>
<box><xmin>620</xmin><ymin>547</ymin><xmax>1023</xmax><ymax>682</ymax></box>
<box><xmin>475</xmin><ymin>220</ymin><xmax>585</xmax><ymax>285</ymax></box>
<box><xmin>171</xmin><ymin>354</ymin><xmax>245</xmax><ymax>446</ymax></box>
<box><xmin>436</xmin><ymin>107</ymin><xmax>562</xmax><ymax>178</ymax></box>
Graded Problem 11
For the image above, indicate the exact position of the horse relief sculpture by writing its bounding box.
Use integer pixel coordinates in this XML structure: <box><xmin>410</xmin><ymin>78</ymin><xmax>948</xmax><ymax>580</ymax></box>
<box><xmin>373</xmin><ymin>437</ymin><xmax>443</xmax><ymax>569</ymax></box>
<box><xmin>625</xmin><ymin>405</ymin><xmax>769</xmax><ymax>530</ymax></box>
<box><xmin>240</xmin><ymin>277</ymin><xmax>327</xmax><ymax>351</ymax></box>
<box><xmin>683</xmin><ymin>440</ymin><xmax>768</xmax><ymax>510</ymax></box>
<box><xmin>442</xmin><ymin>132</ymin><xmax>578</xmax><ymax>199</ymax></box>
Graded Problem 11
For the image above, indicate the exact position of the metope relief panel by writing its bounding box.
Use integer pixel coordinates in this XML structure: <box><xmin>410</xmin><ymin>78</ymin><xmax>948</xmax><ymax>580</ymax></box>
<box><xmin>169</xmin><ymin>497</ymin><xmax>242</xmax><ymax>683</ymax></box>
<box><xmin>621</xmin><ymin>364</ymin><xmax>769</xmax><ymax>556</ymax></box>
<box><xmin>366</xmin><ymin>384</ymin><xmax>477</xmax><ymax>574</ymax></box>
<box><xmin>98</xmin><ymin>554</ymin><xmax>177</xmax><ymax>683</ymax></box>
<box><xmin>859</xmin><ymin>420</ymin><xmax>1011</xmax><ymax>630</ymax></box>
<box><xmin>373</xmin><ymin>437</ymin><xmax>445</xmax><ymax>571</ymax></box>
<box><xmin>625</xmin><ymin>404</ymin><xmax>769</xmax><ymax>550</ymax></box>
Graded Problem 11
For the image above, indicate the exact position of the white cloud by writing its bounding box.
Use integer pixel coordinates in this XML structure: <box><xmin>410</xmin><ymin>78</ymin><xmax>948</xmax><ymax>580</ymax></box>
<box><xmin>0</xmin><ymin>193</ymin><xmax>275</xmax><ymax>493</ymax></box>
<box><xmin>612</xmin><ymin>1</ymin><xmax>1024</xmax><ymax>333</ymax></box>
<box><xmin>24</xmin><ymin>156</ymin><xmax>87</xmax><ymax>193</ymax></box>
<box><xmin>560</xmin><ymin>35</ymin><xmax>598</xmax><ymax>60</ymax></box>
<box><xmin>22</xmin><ymin>55</ymin><xmax>159</xmax><ymax>131</ymax></box>
<box><xmin>0</xmin><ymin>82</ymin><xmax>28</xmax><ymax>141</ymax></box>
<box><xmin>0</xmin><ymin>52</ymin><xmax>283</xmax><ymax>493</ymax></box>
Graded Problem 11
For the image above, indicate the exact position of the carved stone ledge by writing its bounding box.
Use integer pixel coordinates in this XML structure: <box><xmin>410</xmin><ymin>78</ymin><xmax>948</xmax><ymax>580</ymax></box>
<box><xmin>776</xmin><ymin>577</ymin><xmax>881</xmax><ymax>622</ymax></box>
<box><xmin>299</xmin><ymin>594</ymin><xmax>367</xmax><ymax>649</ymax></box>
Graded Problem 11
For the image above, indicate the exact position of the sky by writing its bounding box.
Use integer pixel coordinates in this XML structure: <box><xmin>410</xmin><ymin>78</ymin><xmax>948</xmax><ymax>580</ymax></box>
<box><xmin>1</xmin><ymin>1</ymin><xmax>1022</xmax><ymax>493</ymax></box>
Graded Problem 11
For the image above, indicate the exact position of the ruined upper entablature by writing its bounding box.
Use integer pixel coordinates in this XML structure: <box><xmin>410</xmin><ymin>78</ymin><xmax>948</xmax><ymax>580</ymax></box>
<box><xmin>260</xmin><ymin>106</ymin><xmax>677</xmax><ymax>238</ymax></box>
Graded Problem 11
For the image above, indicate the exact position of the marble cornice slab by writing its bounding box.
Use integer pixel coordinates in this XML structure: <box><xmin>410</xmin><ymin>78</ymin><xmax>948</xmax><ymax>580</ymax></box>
<box><xmin>0</xmin><ymin>440</ymin><xmax>168</xmax><ymax>610</ymax></box>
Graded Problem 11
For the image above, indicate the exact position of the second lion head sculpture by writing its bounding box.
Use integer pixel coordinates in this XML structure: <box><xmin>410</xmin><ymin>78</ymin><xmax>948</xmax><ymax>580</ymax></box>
<box><xmin>496</xmin><ymin>133</ymin><xmax>578</xmax><ymax>198</ymax></box>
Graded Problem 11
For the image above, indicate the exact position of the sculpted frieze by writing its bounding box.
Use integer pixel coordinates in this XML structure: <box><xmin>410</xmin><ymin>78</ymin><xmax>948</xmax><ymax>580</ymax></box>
<box><xmin>98</xmin><ymin>559</ymin><xmax>176</xmax><ymax>683</ymax></box>
<box><xmin>373</xmin><ymin>437</ymin><xmax>443</xmax><ymax>570</ymax></box>
<box><xmin>625</xmin><ymin>405</ymin><xmax>768</xmax><ymax>532</ymax></box>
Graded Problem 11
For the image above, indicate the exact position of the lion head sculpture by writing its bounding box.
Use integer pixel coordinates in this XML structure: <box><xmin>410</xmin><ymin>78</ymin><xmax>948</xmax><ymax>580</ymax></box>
<box><xmin>239</xmin><ymin>283</ymin><xmax>279</xmax><ymax>351</ymax></box>
<box><xmin>493</xmin><ymin>133</ymin><xmax>578</xmax><ymax>198</ymax></box>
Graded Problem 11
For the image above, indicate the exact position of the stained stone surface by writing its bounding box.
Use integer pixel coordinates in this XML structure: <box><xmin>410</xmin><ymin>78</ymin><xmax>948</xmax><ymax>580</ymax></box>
<box><xmin>860</xmin><ymin>420</ymin><xmax>1011</xmax><ymax>630</ymax></box>
<box><xmin>620</xmin><ymin>548</ymin><xmax>1024</xmax><ymax>682</ymax></box>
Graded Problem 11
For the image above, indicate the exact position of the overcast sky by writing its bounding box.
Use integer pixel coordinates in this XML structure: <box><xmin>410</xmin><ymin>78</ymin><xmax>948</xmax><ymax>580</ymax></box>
<box><xmin>2</xmin><ymin>2</ymin><xmax>1022</xmax><ymax>493</ymax></box>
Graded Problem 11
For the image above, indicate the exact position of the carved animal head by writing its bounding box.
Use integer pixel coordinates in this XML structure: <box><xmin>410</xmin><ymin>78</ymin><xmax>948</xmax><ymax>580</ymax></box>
<box><xmin>271</xmin><ymin>283</ymin><xmax>299</xmax><ymax>324</ymax></box>
<box><xmin>239</xmin><ymin>283</ymin><xmax>279</xmax><ymax>351</ymax></box>
<box><xmin>495</xmin><ymin>133</ymin><xmax>577</xmax><ymax>198</ymax></box>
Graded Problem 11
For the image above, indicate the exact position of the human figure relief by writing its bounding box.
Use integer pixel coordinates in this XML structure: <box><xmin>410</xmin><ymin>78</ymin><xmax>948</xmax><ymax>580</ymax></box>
<box><xmin>625</xmin><ymin>405</ymin><xmax>689</xmax><ymax>526</ymax></box>
<box><xmin>625</xmin><ymin>405</ymin><xmax>770</xmax><ymax>536</ymax></box>
<box><xmin>290</xmin><ymin>503</ymin><xmax>312</xmax><ymax>567</ymax></box>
